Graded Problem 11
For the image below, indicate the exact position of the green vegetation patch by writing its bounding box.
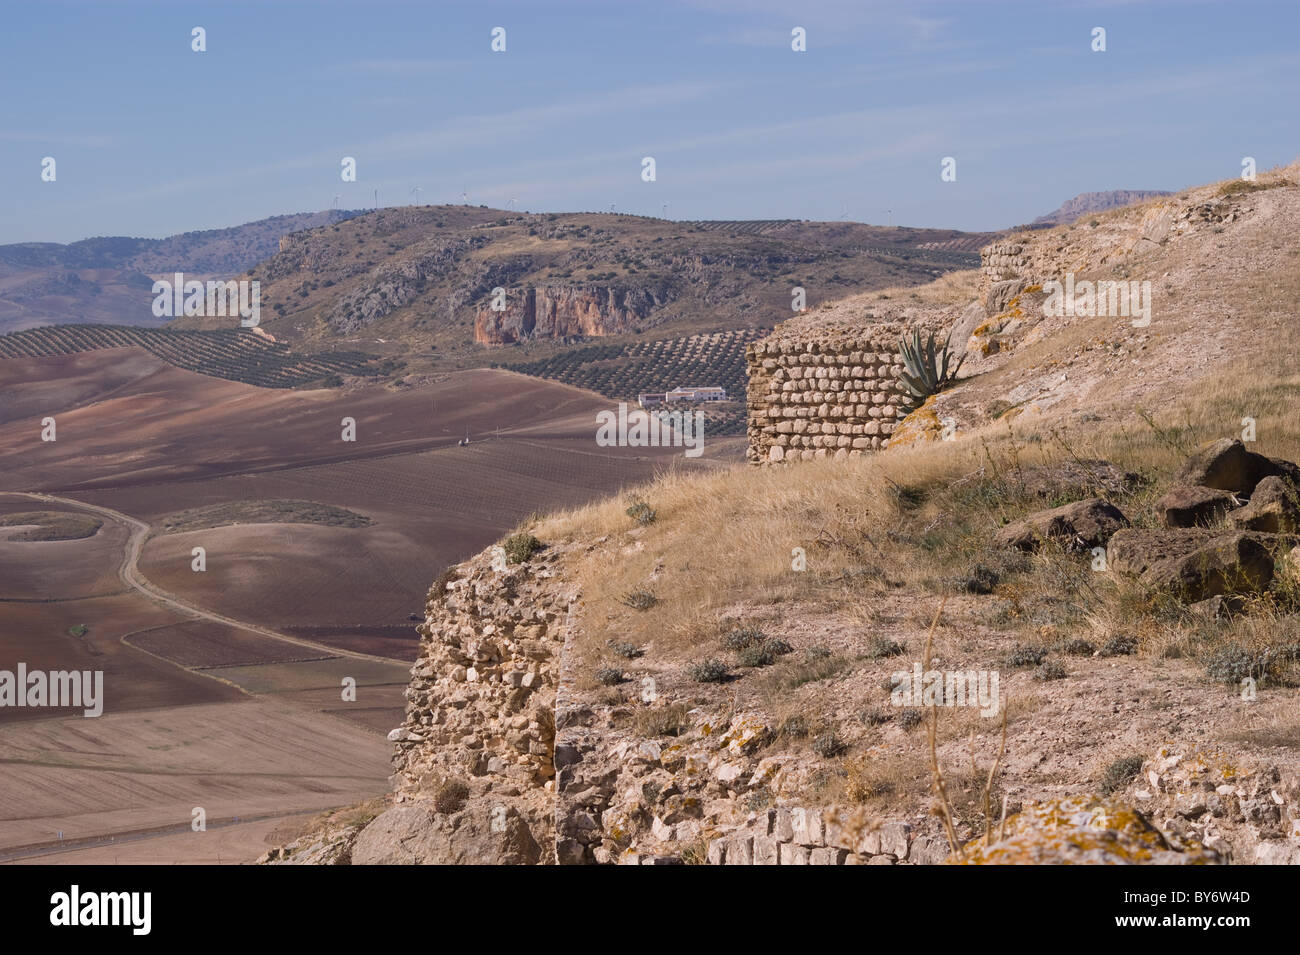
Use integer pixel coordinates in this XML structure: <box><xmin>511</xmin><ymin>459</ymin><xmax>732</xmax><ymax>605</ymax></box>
<box><xmin>0</xmin><ymin>511</ymin><xmax>103</xmax><ymax>541</ymax></box>
<box><xmin>157</xmin><ymin>500</ymin><xmax>372</xmax><ymax>534</ymax></box>
<box><xmin>503</xmin><ymin>532</ymin><xmax>543</xmax><ymax>564</ymax></box>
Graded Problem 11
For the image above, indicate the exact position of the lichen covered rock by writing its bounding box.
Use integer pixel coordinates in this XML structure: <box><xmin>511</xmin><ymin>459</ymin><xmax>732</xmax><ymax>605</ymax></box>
<box><xmin>952</xmin><ymin>796</ymin><xmax>1222</xmax><ymax>865</ymax></box>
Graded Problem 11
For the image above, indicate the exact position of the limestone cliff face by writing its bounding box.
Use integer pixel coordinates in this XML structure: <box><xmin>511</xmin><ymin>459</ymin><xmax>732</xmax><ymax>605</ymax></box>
<box><xmin>474</xmin><ymin>285</ymin><xmax>665</xmax><ymax>345</ymax></box>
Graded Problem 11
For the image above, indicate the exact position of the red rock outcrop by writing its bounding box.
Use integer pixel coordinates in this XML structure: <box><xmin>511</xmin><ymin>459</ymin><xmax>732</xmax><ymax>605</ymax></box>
<box><xmin>474</xmin><ymin>285</ymin><xmax>662</xmax><ymax>345</ymax></box>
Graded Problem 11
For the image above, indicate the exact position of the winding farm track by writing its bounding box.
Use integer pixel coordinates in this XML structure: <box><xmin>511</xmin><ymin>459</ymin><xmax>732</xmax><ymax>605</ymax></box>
<box><xmin>0</xmin><ymin>490</ymin><xmax>410</xmax><ymax>668</ymax></box>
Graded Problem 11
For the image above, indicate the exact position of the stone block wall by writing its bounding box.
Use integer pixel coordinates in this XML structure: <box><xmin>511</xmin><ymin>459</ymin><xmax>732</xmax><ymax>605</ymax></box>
<box><xmin>980</xmin><ymin>239</ymin><xmax>1033</xmax><ymax>299</ymax></box>
<box><xmin>744</xmin><ymin>325</ymin><xmax>912</xmax><ymax>465</ymax></box>
<box><xmin>618</xmin><ymin>808</ymin><xmax>950</xmax><ymax>865</ymax></box>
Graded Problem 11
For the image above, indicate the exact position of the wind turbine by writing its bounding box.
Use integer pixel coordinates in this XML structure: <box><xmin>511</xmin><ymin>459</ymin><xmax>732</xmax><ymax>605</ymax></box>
<box><xmin>332</xmin><ymin>194</ymin><xmax>340</xmax><ymax>209</ymax></box>
<box><xmin>661</xmin><ymin>202</ymin><xmax>668</xmax><ymax>219</ymax></box>
<box><xmin>410</xmin><ymin>185</ymin><xmax>423</xmax><ymax>206</ymax></box>
<box><xmin>461</xmin><ymin>189</ymin><xmax>469</xmax><ymax>205</ymax></box>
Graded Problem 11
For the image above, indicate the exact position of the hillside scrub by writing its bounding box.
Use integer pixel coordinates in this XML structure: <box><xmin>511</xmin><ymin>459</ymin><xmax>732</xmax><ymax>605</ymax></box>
<box><xmin>517</xmin><ymin>338</ymin><xmax>1300</xmax><ymax>816</ymax></box>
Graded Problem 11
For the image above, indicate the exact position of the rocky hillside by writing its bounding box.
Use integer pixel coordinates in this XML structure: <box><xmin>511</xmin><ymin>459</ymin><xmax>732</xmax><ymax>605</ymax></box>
<box><xmin>0</xmin><ymin>210</ymin><xmax>363</xmax><ymax>333</ymax></box>
<box><xmin>1031</xmin><ymin>189</ymin><xmax>1173</xmax><ymax>227</ymax></box>
<box><xmin>173</xmin><ymin>206</ymin><xmax>996</xmax><ymax>370</ymax></box>
<box><xmin>264</xmin><ymin>164</ymin><xmax>1300</xmax><ymax>866</ymax></box>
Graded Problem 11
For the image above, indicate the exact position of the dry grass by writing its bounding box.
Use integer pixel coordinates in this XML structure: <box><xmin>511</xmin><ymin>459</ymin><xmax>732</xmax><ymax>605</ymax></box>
<box><xmin>846</xmin><ymin>268</ymin><xmax>981</xmax><ymax>309</ymax></box>
<box><xmin>519</xmin><ymin>336</ymin><xmax>1300</xmax><ymax>714</ymax></box>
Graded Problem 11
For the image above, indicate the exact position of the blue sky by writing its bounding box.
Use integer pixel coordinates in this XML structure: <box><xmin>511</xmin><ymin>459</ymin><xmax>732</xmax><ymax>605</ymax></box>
<box><xmin>3</xmin><ymin>0</ymin><xmax>1297</xmax><ymax>243</ymax></box>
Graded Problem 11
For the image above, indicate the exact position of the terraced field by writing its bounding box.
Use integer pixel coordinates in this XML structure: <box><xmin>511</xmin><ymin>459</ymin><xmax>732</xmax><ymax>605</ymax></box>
<box><xmin>0</xmin><ymin>324</ymin><xmax>384</xmax><ymax>388</ymax></box>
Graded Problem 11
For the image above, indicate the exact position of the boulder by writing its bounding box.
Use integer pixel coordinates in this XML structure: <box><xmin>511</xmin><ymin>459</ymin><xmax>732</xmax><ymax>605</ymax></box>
<box><xmin>351</xmin><ymin>801</ymin><xmax>542</xmax><ymax>865</ymax></box>
<box><xmin>1109</xmin><ymin>528</ymin><xmax>1278</xmax><ymax>602</ymax></box>
<box><xmin>994</xmin><ymin>498</ymin><xmax>1129</xmax><ymax>552</ymax></box>
<box><xmin>1108</xmin><ymin>528</ymin><xmax>1217</xmax><ymax>578</ymax></box>
<box><xmin>1230</xmin><ymin>475</ymin><xmax>1300</xmax><ymax>533</ymax></box>
<box><xmin>1187</xmin><ymin>594</ymin><xmax>1246</xmax><ymax>621</ymax></box>
<box><xmin>987</xmin><ymin>278</ymin><xmax>1029</xmax><ymax>317</ymax></box>
<box><xmin>1174</xmin><ymin>438</ymin><xmax>1300</xmax><ymax>496</ymax></box>
<box><xmin>1156</xmin><ymin>485</ymin><xmax>1238</xmax><ymax>528</ymax></box>
<box><xmin>950</xmin><ymin>300</ymin><xmax>987</xmax><ymax>350</ymax></box>
<box><xmin>350</xmin><ymin>805</ymin><xmax>440</xmax><ymax>865</ymax></box>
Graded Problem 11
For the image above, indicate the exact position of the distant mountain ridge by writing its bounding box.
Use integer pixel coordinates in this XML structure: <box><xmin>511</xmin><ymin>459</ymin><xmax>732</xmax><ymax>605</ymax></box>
<box><xmin>1032</xmin><ymin>190</ymin><xmax>1173</xmax><ymax>226</ymax></box>
<box><xmin>0</xmin><ymin>210</ymin><xmax>364</xmax><ymax>333</ymax></box>
<box><xmin>172</xmin><ymin>205</ymin><xmax>999</xmax><ymax>371</ymax></box>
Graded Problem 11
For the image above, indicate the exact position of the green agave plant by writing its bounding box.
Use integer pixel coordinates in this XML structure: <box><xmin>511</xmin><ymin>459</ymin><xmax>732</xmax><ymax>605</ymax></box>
<box><xmin>897</xmin><ymin>328</ymin><xmax>965</xmax><ymax>413</ymax></box>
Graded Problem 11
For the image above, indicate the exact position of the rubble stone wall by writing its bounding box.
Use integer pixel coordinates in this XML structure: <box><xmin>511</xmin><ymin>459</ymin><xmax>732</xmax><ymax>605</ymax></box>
<box><xmin>381</xmin><ymin>544</ymin><xmax>580</xmax><ymax>862</ymax></box>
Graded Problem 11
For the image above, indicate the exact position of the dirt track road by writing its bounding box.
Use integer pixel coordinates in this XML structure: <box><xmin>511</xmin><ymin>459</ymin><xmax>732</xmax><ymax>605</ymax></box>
<box><xmin>1</xmin><ymin>491</ymin><xmax>409</xmax><ymax>667</ymax></box>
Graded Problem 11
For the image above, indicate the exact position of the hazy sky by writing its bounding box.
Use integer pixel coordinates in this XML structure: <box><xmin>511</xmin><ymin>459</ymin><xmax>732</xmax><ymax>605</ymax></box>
<box><xmin>3</xmin><ymin>0</ymin><xmax>1297</xmax><ymax>243</ymax></box>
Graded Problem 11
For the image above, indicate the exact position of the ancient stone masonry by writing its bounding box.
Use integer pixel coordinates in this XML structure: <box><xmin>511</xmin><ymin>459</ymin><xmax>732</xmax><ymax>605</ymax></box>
<box><xmin>367</xmin><ymin>544</ymin><xmax>580</xmax><ymax>864</ymax></box>
<box><xmin>621</xmin><ymin>810</ymin><xmax>949</xmax><ymax>866</ymax></box>
<box><xmin>979</xmin><ymin>192</ymin><xmax>1241</xmax><ymax>316</ymax></box>
<box><xmin>745</xmin><ymin>324</ymin><xmax>913</xmax><ymax>465</ymax></box>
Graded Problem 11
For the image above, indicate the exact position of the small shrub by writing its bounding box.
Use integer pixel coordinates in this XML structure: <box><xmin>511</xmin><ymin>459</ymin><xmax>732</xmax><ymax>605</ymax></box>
<box><xmin>1204</xmin><ymin>644</ymin><xmax>1277</xmax><ymax>686</ymax></box>
<box><xmin>687</xmin><ymin>659</ymin><xmax>729</xmax><ymax>683</ymax></box>
<box><xmin>1007</xmin><ymin>644</ymin><xmax>1050</xmax><ymax>667</ymax></box>
<box><xmin>595</xmin><ymin>668</ymin><xmax>624</xmax><ymax>686</ymax></box>
<box><xmin>723</xmin><ymin>627</ymin><xmax>765</xmax><ymax>650</ymax></box>
<box><xmin>1060</xmin><ymin>638</ymin><xmax>1096</xmax><ymax>656</ymax></box>
<box><xmin>1035</xmin><ymin>661</ymin><xmax>1067</xmax><ymax>681</ymax></box>
<box><xmin>1100</xmin><ymin>635</ymin><xmax>1137</xmax><ymax>657</ymax></box>
<box><xmin>503</xmin><ymin>532</ymin><xmax>542</xmax><ymax>564</ymax></box>
<box><xmin>433</xmin><ymin>779</ymin><xmax>469</xmax><ymax>814</ymax></box>
<box><xmin>859</xmin><ymin>708</ymin><xmax>890</xmax><ymax>726</ymax></box>
<box><xmin>1099</xmin><ymin>755</ymin><xmax>1145</xmax><ymax>794</ymax></box>
<box><xmin>625</xmin><ymin>498</ymin><xmax>657</xmax><ymax>525</ymax></box>
<box><xmin>867</xmin><ymin>636</ymin><xmax>905</xmax><ymax>659</ymax></box>
<box><xmin>738</xmin><ymin>645</ymin><xmax>776</xmax><ymax>668</ymax></box>
<box><xmin>805</xmin><ymin>646</ymin><xmax>831</xmax><ymax>661</ymax></box>
<box><xmin>67</xmin><ymin>624</ymin><xmax>88</xmax><ymax>637</ymax></box>
<box><xmin>609</xmin><ymin>641</ymin><xmax>643</xmax><ymax>659</ymax></box>
<box><xmin>956</xmin><ymin>564</ymin><xmax>1000</xmax><ymax>595</ymax></box>
<box><xmin>812</xmin><ymin>730</ymin><xmax>847</xmax><ymax>758</ymax></box>
<box><xmin>744</xmin><ymin>788</ymin><xmax>774</xmax><ymax>812</ymax></box>
<box><xmin>620</xmin><ymin>589</ymin><xmax>658</xmax><ymax>611</ymax></box>
<box><xmin>897</xmin><ymin>708</ymin><xmax>923</xmax><ymax>731</ymax></box>
<box><xmin>762</xmin><ymin>638</ymin><xmax>793</xmax><ymax>656</ymax></box>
